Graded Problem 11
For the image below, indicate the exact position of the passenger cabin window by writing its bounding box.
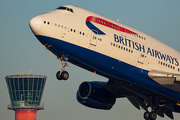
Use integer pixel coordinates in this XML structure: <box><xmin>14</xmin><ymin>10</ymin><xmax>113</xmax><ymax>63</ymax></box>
<box><xmin>56</xmin><ymin>6</ymin><xmax>74</xmax><ymax>13</ymax></box>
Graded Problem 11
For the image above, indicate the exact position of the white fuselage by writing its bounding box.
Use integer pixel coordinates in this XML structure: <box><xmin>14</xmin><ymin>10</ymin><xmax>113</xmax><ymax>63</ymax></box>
<box><xmin>30</xmin><ymin>5</ymin><xmax>180</xmax><ymax>76</ymax></box>
<box><xmin>29</xmin><ymin>5</ymin><xmax>180</xmax><ymax>119</ymax></box>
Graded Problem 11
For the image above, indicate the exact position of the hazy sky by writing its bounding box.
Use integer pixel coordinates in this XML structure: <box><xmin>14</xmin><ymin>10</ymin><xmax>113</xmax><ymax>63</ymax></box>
<box><xmin>1</xmin><ymin>0</ymin><xmax>180</xmax><ymax>120</ymax></box>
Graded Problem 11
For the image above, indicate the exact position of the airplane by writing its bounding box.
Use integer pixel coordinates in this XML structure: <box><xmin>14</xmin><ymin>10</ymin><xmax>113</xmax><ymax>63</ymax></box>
<box><xmin>29</xmin><ymin>5</ymin><xmax>180</xmax><ymax>120</ymax></box>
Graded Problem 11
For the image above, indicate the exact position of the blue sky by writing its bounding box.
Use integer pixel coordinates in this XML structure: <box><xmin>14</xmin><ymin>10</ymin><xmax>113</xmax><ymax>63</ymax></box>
<box><xmin>1</xmin><ymin>0</ymin><xmax>180</xmax><ymax>120</ymax></box>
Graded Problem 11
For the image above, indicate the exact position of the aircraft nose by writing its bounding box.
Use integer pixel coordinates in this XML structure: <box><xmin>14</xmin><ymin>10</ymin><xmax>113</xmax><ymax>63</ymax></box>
<box><xmin>29</xmin><ymin>16</ymin><xmax>42</xmax><ymax>33</ymax></box>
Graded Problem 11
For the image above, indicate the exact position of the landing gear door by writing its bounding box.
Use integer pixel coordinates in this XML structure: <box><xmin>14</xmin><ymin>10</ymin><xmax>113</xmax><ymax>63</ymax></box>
<box><xmin>90</xmin><ymin>29</ymin><xmax>98</xmax><ymax>46</ymax></box>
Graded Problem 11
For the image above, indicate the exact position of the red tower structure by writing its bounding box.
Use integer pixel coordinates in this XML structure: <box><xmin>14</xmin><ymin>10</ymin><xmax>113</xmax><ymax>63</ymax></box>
<box><xmin>5</xmin><ymin>74</ymin><xmax>47</xmax><ymax>120</ymax></box>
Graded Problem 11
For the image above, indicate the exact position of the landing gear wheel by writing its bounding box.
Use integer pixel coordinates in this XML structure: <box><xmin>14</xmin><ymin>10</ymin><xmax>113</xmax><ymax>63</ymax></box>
<box><xmin>56</xmin><ymin>58</ymin><xmax>69</xmax><ymax>81</ymax></box>
<box><xmin>56</xmin><ymin>71</ymin><xmax>62</xmax><ymax>80</ymax></box>
<box><xmin>144</xmin><ymin>111</ymin><xmax>150</xmax><ymax>120</ymax></box>
<box><xmin>149</xmin><ymin>111</ymin><xmax>157</xmax><ymax>120</ymax></box>
<box><xmin>56</xmin><ymin>71</ymin><xmax>69</xmax><ymax>80</ymax></box>
<box><xmin>61</xmin><ymin>71</ymin><xmax>69</xmax><ymax>80</ymax></box>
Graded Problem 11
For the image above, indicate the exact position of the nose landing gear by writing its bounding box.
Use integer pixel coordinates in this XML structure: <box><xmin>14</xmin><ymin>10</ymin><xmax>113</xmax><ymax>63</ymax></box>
<box><xmin>56</xmin><ymin>57</ymin><xmax>69</xmax><ymax>80</ymax></box>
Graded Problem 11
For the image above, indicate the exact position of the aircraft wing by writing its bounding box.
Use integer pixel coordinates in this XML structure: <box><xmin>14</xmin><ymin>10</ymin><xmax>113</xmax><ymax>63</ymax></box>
<box><xmin>148</xmin><ymin>70</ymin><xmax>180</xmax><ymax>92</ymax></box>
<box><xmin>96</xmin><ymin>70</ymin><xmax>180</xmax><ymax>120</ymax></box>
<box><xmin>76</xmin><ymin>79</ymin><xmax>180</xmax><ymax>119</ymax></box>
<box><xmin>123</xmin><ymin>70</ymin><xmax>180</xmax><ymax>119</ymax></box>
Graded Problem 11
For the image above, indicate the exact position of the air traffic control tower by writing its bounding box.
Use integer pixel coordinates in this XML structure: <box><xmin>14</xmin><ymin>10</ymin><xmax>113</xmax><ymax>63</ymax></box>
<box><xmin>5</xmin><ymin>74</ymin><xmax>47</xmax><ymax>120</ymax></box>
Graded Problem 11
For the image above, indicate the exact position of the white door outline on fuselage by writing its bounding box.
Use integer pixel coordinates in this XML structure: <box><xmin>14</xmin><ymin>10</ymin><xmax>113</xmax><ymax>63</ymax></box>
<box><xmin>137</xmin><ymin>52</ymin><xmax>145</xmax><ymax>64</ymax></box>
<box><xmin>90</xmin><ymin>29</ymin><xmax>98</xmax><ymax>46</ymax></box>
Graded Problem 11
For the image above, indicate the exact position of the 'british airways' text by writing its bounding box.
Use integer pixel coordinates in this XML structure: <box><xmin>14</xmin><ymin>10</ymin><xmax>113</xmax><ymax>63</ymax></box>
<box><xmin>114</xmin><ymin>34</ymin><xmax>179</xmax><ymax>66</ymax></box>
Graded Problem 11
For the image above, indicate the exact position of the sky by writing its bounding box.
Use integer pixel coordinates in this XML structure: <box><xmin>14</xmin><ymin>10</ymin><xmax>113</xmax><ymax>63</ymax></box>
<box><xmin>1</xmin><ymin>0</ymin><xmax>180</xmax><ymax>120</ymax></box>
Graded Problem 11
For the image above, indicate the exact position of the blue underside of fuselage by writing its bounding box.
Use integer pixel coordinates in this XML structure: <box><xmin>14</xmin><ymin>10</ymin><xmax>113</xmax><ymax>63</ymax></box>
<box><xmin>36</xmin><ymin>35</ymin><xmax>180</xmax><ymax>102</ymax></box>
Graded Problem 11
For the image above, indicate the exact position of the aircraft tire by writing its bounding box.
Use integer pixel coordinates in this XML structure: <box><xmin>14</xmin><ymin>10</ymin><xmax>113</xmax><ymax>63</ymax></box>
<box><xmin>56</xmin><ymin>71</ymin><xmax>62</xmax><ymax>80</ymax></box>
<box><xmin>144</xmin><ymin>111</ymin><xmax>150</xmax><ymax>120</ymax></box>
<box><xmin>149</xmin><ymin>111</ymin><xmax>157</xmax><ymax>120</ymax></box>
<box><xmin>61</xmin><ymin>71</ymin><xmax>69</xmax><ymax>80</ymax></box>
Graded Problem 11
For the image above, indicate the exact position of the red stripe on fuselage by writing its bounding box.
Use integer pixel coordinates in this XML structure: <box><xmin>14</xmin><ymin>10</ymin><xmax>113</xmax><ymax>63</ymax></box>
<box><xmin>86</xmin><ymin>16</ymin><xmax>138</xmax><ymax>35</ymax></box>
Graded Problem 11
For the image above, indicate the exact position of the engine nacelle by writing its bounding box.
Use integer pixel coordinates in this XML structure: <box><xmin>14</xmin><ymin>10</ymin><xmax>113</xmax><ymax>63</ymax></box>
<box><xmin>76</xmin><ymin>81</ymin><xmax>116</xmax><ymax>110</ymax></box>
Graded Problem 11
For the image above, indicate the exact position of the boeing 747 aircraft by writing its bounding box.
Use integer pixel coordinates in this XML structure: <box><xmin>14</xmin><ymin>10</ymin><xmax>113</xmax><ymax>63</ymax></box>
<box><xmin>29</xmin><ymin>5</ymin><xmax>180</xmax><ymax>120</ymax></box>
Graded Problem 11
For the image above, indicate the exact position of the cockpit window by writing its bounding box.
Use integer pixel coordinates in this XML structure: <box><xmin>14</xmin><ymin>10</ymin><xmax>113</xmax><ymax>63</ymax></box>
<box><xmin>70</xmin><ymin>9</ymin><xmax>73</xmax><ymax>13</ymax></box>
<box><xmin>57</xmin><ymin>6</ymin><xmax>67</xmax><ymax>10</ymax></box>
<box><xmin>56</xmin><ymin>6</ymin><xmax>74</xmax><ymax>13</ymax></box>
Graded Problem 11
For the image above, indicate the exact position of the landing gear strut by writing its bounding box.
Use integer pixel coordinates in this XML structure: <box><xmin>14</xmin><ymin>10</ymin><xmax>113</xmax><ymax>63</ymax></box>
<box><xmin>56</xmin><ymin>57</ymin><xmax>69</xmax><ymax>80</ymax></box>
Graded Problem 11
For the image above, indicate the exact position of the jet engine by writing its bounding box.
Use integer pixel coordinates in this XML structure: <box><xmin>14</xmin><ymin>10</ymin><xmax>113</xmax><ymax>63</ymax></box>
<box><xmin>76</xmin><ymin>81</ymin><xmax>116</xmax><ymax>110</ymax></box>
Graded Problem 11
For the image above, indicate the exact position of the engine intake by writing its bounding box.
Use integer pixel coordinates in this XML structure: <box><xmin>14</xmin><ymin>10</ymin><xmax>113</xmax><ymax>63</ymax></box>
<box><xmin>77</xmin><ymin>81</ymin><xmax>116</xmax><ymax>110</ymax></box>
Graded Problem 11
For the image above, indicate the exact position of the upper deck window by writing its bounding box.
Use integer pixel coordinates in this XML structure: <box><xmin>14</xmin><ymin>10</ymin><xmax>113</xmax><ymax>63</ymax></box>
<box><xmin>56</xmin><ymin>6</ymin><xmax>74</xmax><ymax>13</ymax></box>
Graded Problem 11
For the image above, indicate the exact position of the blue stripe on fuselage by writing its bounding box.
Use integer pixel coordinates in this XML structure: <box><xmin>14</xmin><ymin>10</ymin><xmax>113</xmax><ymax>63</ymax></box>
<box><xmin>36</xmin><ymin>35</ymin><xmax>180</xmax><ymax>101</ymax></box>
